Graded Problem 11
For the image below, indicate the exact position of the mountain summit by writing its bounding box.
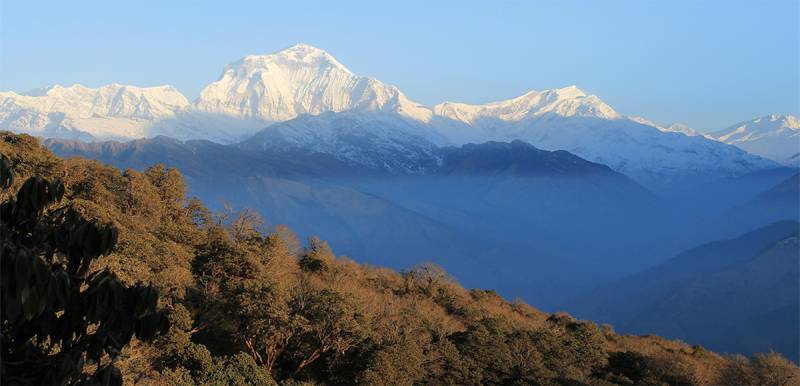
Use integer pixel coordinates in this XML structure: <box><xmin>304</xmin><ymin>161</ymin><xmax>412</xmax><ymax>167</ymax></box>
<box><xmin>433</xmin><ymin>85</ymin><xmax>620</xmax><ymax>126</ymax></box>
<box><xmin>193</xmin><ymin>44</ymin><xmax>432</xmax><ymax>123</ymax></box>
<box><xmin>709</xmin><ymin>114</ymin><xmax>800</xmax><ymax>165</ymax></box>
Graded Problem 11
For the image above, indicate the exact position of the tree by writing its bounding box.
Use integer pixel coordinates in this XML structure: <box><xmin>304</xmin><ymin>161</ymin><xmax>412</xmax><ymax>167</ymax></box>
<box><xmin>272</xmin><ymin>224</ymin><xmax>301</xmax><ymax>256</ymax></box>
<box><xmin>289</xmin><ymin>288</ymin><xmax>367</xmax><ymax>377</ymax></box>
<box><xmin>298</xmin><ymin>236</ymin><xmax>335</xmax><ymax>273</ymax></box>
<box><xmin>404</xmin><ymin>263</ymin><xmax>454</xmax><ymax>297</ymax></box>
<box><xmin>202</xmin><ymin>352</ymin><xmax>277</xmax><ymax>386</ymax></box>
<box><xmin>719</xmin><ymin>353</ymin><xmax>800</xmax><ymax>386</ymax></box>
<box><xmin>157</xmin><ymin>304</ymin><xmax>215</xmax><ymax>381</ymax></box>
<box><xmin>0</xmin><ymin>155</ymin><xmax>168</xmax><ymax>385</ymax></box>
<box><xmin>260</xmin><ymin>233</ymin><xmax>299</xmax><ymax>284</ymax></box>
<box><xmin>230</xmin><ymin>280</ymin><xmax>297</xmax><ymax>375</ymax></box>
<box><xmin>144</xmin><ymin>165</ymin><xmax>187</xmax><ymax>210</ymax></box>
<box><xmin>446</xmin><ymin>317</ymin><xmax>516</xmax><ymax>384</ymax></box>
<box><xmin>540</xmin><ymin>315</ymin><xmax>608</xmax><ymax>382</ymax></box>
<box><xmin>360</xmin><ymin>336</ymin><xmax>425</xmax><ymax>386</ymax></box>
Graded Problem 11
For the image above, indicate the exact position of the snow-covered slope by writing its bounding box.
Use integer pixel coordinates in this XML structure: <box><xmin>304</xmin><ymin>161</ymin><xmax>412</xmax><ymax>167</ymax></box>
<box><xmin>239</xmin><ymin>111</ymin><xmax>444</xmax><ymax>173</ymax></box>
<box><xmin>428</xmin><ymin>111</ymin><xmax>775</xmax><ymax>189</ymax></box>
<box><xmin>664</xmin><ymin>123</ymin><xmax>701</xmax><ymax>137</ymax></box>
<box><xmin>423</xmin><ymin>91</ymin><xmax>775</xmax><ymax>188</ymax></box>
<box><xmin>626</xmin><ymin>116</ymin><xmax>700</xmax><ymax>137</ymax></box>
<box><xmin>516</xmin><ymin>118</ymin><xmax>774</xmax><ymax>189</ymax></box>
<box><xmin>708</xmin><ymin>114</ymin><xmax>800</xmax><ymax>165</ymax></box>
<box><xmin>194</xmin><ymin>44</ymin><xmax>432</xmax><ymax>124</ymax></box>
<box><xmin>0</xmin><ymin>84</ymin><xmax>189</xmax><ymax>140</ymax></box>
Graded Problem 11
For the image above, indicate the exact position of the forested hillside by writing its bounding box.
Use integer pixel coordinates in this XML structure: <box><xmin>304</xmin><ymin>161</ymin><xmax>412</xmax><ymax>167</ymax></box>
<box><xmin>2</xmin><ymin>131</ymin><xmax>798</xmax><ymax>385</ymax></box>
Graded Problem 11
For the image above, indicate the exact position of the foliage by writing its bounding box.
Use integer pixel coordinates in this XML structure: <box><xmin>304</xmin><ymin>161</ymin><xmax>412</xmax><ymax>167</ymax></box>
<box><xmin>2</xmin><ymin>132</ymin><xmax>798</xmax><ymax>385</ymax></box>
<box><xmin>0</xmin><ymin>153</ymin><xmax>168</xmax><ymax>385</ymax></box>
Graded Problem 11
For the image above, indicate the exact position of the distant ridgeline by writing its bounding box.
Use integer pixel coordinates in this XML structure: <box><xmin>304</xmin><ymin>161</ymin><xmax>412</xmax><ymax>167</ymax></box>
<box><xmin>2</xmin><ymin>131</ymin><xmax>799</xmax><ymax>385</ymax></box>
<box><xmin>2</xmin><ymin>44</ymin><xmax>794</xmax><ymax>190</ymax></box>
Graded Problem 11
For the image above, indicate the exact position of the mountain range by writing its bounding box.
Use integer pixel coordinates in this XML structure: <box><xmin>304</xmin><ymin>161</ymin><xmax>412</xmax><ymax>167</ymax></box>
<box><xmin>1</xmin><ymin>44</ymin><xmax>793</xmax><ymax>191</ymax></box>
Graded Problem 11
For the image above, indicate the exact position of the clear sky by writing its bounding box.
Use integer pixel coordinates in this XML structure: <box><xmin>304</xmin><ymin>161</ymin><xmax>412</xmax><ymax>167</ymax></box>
<box><xmin>1</xmin><ymin>0</ymin><xmax>797</xmax><ymax>131</ymax></box>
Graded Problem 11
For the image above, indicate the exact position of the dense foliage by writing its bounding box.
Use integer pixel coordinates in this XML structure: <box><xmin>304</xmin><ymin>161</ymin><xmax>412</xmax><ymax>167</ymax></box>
<box><xmin>1</xmin><ymin>132</ymin><xmax>798</xmax><ymax>385</ymax></box>
<box><xmin>0</xmin><ymin>151</ymin><xmax>168</xmax><ymax>385</ymax></box>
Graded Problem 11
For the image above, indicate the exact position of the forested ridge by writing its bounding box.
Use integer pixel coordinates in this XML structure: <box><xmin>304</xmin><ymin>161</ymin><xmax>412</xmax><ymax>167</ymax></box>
<box><xmin>1</xmin><ymin>131</ymin><xmax>798</xmax><ymax>385</ymax></box>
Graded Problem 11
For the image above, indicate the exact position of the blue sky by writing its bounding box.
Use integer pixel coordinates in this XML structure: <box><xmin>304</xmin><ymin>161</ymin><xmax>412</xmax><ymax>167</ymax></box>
<box><xmin>1</xmin><ymin>0</ymin><xmax>797</xmax><ymax>131</ymax></box>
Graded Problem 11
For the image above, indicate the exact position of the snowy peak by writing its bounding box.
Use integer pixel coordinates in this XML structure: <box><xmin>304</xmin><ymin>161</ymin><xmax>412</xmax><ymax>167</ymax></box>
<box><xmin>261</xmin><ymin>43</ymin><xmax>352</xmax><ymax>74</ymax></box>
<box><xmin>0</xmin><ymin>83</ymin><xmax>190</xmax><ymax>140</ymax></box>
<box><xmin>0</xmin><ymin>83</ymin><xmax>189</xmax><ymax>119</ymax></box>
<box><xmin>664</xmin><ymin>123</ymin><xmax>700</xmax><ymax>137</ymax></box>
<box><xmin>193</xmin><ymin>43</ymin><xmax>431</xmax><ymax>123</ymax></box>
<box><xmin>626</xmin><ymin>116</ymin><xmax>700</xmax><ymax>136</ymax></box>
<box><xmin>713</xmin><ymin>114</ymin><xmax>799</xmax><ymax>142</ymax></box>
<box><xmin>228</xmin><ymin>44</ymin><xmax>353</xmax><ymax>81</ymax></box>
<box><xmin>709</xmin><ymin>114</ymin><xmax>800</xmax><ymax>165</ymax></box>
<box><xmin>627</xmin><ymin>115</ymin><xmax>661</xmax><ymax>127</ymax></box>
<box><xmin>432</xmin><ymin>85</ymin><xmax>620</xmax><ymax>126</ymax></box>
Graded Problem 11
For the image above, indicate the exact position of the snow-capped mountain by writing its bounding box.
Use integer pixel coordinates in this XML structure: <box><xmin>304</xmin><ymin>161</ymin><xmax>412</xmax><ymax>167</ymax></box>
<box><xmin>0</xmin><ymin>84</ymin><xmax>189</xmax><ymax>140</ymax></box>
<box><xmin>421</xmin><ymin>94</ymin><xmax>773</xmax><ymax>188</ymax></box>
<box><xmin>708</xmin><ymin>114</ymin><xmax>800</xmax><ymax>165</ymax></box>
<box><xmin>628</xmin><ymin>116</ymin><xmax>700</xmax><ymax>137</ymax></box>
<box><xmin>431</xmin><ymin>112</ymin><xmax>774</xmax><ymax>189</ymax></box>
<box><xmin>430</xmin><ymin>86</ymin><xmax>620</xmax><ymax>144</ymax></box>
<box><xmin>434</xmin><ymin>86</ymin><xmax>619</xmax><ymax>125</ymax></box>
<box><xmin>0</xmin><ymin>43</ymin><xmax>783</xmax><ymax>189</ymax></box>
<box><xmin>665</xmin><ymin>123</ymin><xmax>701</xmax><ymax>137</ymax></box>
<box><xmin>193</xmin><ymin>44</ymin><xmax>432</xmax><ymax>124</ymax></box>
<box><xmin>420</xmin><ymin>90</ymin><xmax>771</xmax><ymax>188</ymax></box>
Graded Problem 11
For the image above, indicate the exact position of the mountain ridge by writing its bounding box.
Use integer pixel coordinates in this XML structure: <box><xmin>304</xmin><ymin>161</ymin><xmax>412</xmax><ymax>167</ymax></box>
<box><xmin>0</xmin><ymin>44</ymin><xmax>784</xmax><ymax>190</ymax></box>
<box><xmin>708</xmin><ymin>114</ymin><xmax>800</xmax><ymax>165</ymax></box>
<box><xmin>575</xmin><ymin>220</ymin><xmax>800</xmax><ymax>362</ymax></box>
